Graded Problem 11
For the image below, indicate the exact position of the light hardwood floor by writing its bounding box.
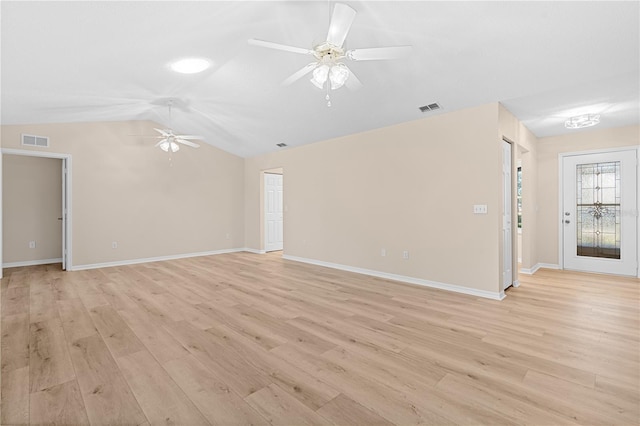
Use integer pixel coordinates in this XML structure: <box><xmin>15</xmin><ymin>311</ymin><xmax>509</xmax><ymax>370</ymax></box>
<box><xmin>1</xmin><ymin>252</ymin><xmax>638</xmax><ymax>425</ymax></box>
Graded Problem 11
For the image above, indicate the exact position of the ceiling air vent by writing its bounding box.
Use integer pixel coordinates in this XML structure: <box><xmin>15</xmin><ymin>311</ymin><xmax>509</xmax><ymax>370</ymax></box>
<box><xmin>276</xmin><ymin>143</ymin><xmax>288</xmax><ymax>147</ymax></box>
<box><xmin>419</xmin><ymin>102</ymin><xmax>441</xmax><ymax>113</ymax></box>
<box><xmin>21</xmin><ymin>133</ymin><xmax>49</xmax><ymax>148</ymax></box>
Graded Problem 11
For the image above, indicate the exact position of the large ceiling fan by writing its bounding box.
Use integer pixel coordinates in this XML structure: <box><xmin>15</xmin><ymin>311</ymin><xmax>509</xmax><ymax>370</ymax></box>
<box><xmin>151</xmin><ymin>100</ymin><xmax>201</xmax><ymax>153</ymax></box>
<box><xmin>248</xmin><ymin>2</ymin><xmax>412</xmax><ymax>106</ymax></box>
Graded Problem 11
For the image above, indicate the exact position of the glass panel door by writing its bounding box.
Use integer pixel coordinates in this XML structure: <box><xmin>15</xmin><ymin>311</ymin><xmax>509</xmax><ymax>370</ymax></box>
<box><xmin>562</xmin><ymin>150</ymin><xmax>637</xmax><ymax>276</ymax></box>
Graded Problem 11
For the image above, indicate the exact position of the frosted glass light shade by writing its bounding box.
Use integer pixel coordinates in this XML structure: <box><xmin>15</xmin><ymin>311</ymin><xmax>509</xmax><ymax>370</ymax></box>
<box><xmin>170</xmin><ymin>58</ymin><xmax>210</xmax><ymax>74</ymax></box>
<box><xmin>329</xmin><ymin>63</ymin><xmax>350</xmax><ymax>90</ymax></box>
<box><xmin>159</xmin><ymin>141</ymin><xmax>180</xmax><ymax>152</ymax></box>
<box><xmin>311</xmin><ymin>65</ymin><xmax>330</xmax><ymax>89</ymax></box>
<box><xmin>565</xmin><ymin>114</ymin><xmax>600</xmax><ymax>129</ymax></box>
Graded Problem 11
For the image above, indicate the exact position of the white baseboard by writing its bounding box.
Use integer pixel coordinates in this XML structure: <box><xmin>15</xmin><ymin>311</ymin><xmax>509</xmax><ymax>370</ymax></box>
<box><xmin>3</xmin><ymin>258</ymin><xmax>63</xmax><ymax>268</ymax></box>
<box><xmin>512</xmin><ymin>280</ymin><xmax>520</xmax><ymax>288</ymax></box>
<box><xmin>282</xmin><ymin>255</ymin><xmax>505</xmax><ymax>301</ymax></box>
<box><xmin>70</xmin><ymin>249</ymin><xmax>244</xmax><ymax>271</ymax></box>
<box><xmin>519</xmin><ymin>263</ymin><xmax>561</xmax><ymax>275</ymax></box>
<box><xmin>243</xmin><ymin>248</ymin><xmax>266</xmax><ymax>254</ymax></box>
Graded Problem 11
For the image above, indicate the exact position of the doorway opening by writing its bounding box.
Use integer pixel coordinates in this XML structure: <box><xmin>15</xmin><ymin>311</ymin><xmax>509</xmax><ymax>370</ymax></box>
<box><xmin>263</xmin><ymin>168</ymin><xmax>283</xmax><ymax>253</ymax></box>
<box><xmin>1</xmin><ymin>148</ymin><xmax>72</xmax><ymax>276</ymax></box>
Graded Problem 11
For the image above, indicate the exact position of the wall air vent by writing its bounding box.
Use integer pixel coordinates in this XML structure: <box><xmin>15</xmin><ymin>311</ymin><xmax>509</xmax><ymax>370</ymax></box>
<box><xmin>21</xmin><ymin>134</ymin><xmax>50</xmax><ymax>148</ymax></box>
<box><xmin>276</xmin><ymin>143</ymin><xmax>288</xmax><ymax>147</ymax></box>
<box><xmin>419</xmin><ymin>102</ymin><xmax>441</xmax><ymax>113</ymax></box>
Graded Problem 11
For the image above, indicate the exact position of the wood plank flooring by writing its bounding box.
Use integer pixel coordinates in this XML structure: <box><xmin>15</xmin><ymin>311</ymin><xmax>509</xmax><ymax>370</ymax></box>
<box><xmin>1</xmin><ymin>252</ymin><xmax>638</xmax><ymax>425</ymax></box>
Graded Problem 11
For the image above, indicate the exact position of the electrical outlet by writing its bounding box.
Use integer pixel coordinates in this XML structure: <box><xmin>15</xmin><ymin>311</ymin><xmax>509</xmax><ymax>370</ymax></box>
<box><xmin>28</xmin><ymin>241</ymin><xmax>36</xmax><ymax>249</ymax></box>
<box><xmin>403</xmin><ymin>250</ymin><xmax>409</xmax><ymax>259</ymax></box>
<box><xmin>112</xmin><ymin>241</ymin><xmax>118</xmax><ymax>249</ymax></box>
<box><xmin>381</xmin><ymin>248</ymin><xmax>386</xmax><ymax>257</ymax></box>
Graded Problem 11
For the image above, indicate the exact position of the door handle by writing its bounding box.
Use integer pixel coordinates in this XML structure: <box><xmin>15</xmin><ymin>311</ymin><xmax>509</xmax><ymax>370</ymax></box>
<box><xmin>564</xmin><ymin>220</ymin><xmax>570</xmax><ymax>224</ymax></box>
<box><xmin>57</xmin><ymin>217</ymin><xmax>63</xmax><ymax>220</ymax></box>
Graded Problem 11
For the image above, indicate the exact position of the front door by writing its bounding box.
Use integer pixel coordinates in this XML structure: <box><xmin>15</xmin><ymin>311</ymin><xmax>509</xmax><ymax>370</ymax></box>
<box><xmin>562</xmin><ymin>149</ymin><xmax>637</xmax><ymax>276</ymax></box>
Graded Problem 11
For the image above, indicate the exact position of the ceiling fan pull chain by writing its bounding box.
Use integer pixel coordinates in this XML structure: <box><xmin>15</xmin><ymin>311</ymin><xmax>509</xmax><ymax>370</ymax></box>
<box><xmin>326</xmin><ymin>85</ymin><xmax>332</xmax><ymax>107</ymax></box>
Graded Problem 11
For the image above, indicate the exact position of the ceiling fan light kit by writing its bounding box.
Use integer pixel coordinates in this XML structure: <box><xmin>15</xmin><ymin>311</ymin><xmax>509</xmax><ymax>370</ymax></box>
<box><xmin>159</xmin><ymin>140</ymin><xmax>180</xmax><ymax>153</ymax></box>
<box><xmin>248</xmin><ymin>2</ymin><xmax>412</xmax><ymax>107</ymax></box>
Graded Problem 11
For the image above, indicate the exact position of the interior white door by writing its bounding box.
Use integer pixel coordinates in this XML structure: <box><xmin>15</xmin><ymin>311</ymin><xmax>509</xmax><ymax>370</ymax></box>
<box><xmin>503</xmin><ymin>141</ymin><xmax>513</xmax><ymax>289</ymax></box>
<box><xmin>61</xmin><ymin>159</ymin><xmax>67</xmax><ymax>270</ymax></box>
<box><xmin>562</xmin><ymin>149</ymin><xmax>637</xmax><ymax>276</ymax></box>
<box><xmin>265</xmin><ymin>173</ymin><xmax>283</xmax><ymax>252</ymax></box>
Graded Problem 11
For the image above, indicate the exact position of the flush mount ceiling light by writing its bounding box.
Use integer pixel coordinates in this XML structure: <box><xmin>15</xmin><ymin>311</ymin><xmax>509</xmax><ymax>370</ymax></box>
<box><xmin>564</xmin><ymin>113</ymin><xmax>600</xmax><ymax>129</ymax></box>
<box><xmin>170</xmin><ymin>58</ymin><xmax>211</xmax><ymax>74</ymax></box>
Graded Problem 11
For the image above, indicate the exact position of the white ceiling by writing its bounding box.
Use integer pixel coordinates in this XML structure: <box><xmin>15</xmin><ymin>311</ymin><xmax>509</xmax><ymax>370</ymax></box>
<box><xmin>2</xmin><ymin>1</ymin><xmax>638</xmax><ymax>158</ymax></box>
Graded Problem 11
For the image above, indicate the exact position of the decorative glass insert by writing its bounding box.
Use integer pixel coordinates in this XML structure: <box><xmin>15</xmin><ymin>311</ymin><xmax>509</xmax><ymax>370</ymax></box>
<box><xmin>576</xmin><ymin>162</ymin><xmax>621</xmax><ymax>259</ymax></box>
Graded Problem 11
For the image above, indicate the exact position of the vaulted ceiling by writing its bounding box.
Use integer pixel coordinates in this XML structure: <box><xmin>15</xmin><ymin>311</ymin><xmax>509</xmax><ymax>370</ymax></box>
<box><xmin>2</xmin><ymin>1</ymin><xmax>638</xmax><ymax>157</ymax></box>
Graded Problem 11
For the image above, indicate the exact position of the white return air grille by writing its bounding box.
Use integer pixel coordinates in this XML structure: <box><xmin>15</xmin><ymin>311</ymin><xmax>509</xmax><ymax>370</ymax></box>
<box><xmin>21</xmin><ymin>133</ymin><xmax>50</xmax><ymax>148</ymax></box>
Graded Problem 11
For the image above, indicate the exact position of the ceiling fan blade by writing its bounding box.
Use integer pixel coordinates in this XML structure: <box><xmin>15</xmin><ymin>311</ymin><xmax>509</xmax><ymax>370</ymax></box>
<box><xmin>174</xmin><ymin>135</ymin><xmax>202</xmax><ymax>140</ymax></box>
<box><xmin>326</xmin><ymin>3</ymin><xmax>356</xmax><ymax>48</ymax></box>
<box><xmin>248</xmin><ymin>39</ymin><xmax>314</xmax><ymax>55</ymax></box>
<box><xmin>154</xmin><ymin>139</ymin><xmax>168</xmax><ymax>147</ymax></box>
<box><xmin>347</xmin><ymin>46</ymin><xmax>413</xmax><ymax>61</ymax></box>
<box><xmin>345</xmin><ymin>67</ymin><xmax>363</xmax><ymax>91</ymax></box>
<box><xmin>282</xmin><ymin>63</ymin><xmax>318</xmax><ymax>86</ymax></box>
<box><xmin>176</xmin><ymin>139</ymin><xmax>200</xmax><ymax>148</ymax></box>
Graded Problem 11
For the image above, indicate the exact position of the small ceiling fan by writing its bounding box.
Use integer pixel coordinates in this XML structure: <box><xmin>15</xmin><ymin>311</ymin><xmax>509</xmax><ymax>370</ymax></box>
<box><xmin>151</xmin><ymin>100</ymin><xmax>202</xmax><ymax>153</ymax></box>
<box><xmin>248</xmin><ymin>2</ymin><xmax>412</xmax><ymax>106</ymax></box>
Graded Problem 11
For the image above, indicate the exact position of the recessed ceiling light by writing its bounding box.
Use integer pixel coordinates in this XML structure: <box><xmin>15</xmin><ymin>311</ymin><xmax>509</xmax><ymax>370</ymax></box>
<box><xmin>170</xmin><ymin>58</ymin><xmax>211</xmax><ymax>74</ymax></box>
<box><xmin>564</xmin><ymin>114</ymin><xmax>600</xmax><ymax>129</ymax></box>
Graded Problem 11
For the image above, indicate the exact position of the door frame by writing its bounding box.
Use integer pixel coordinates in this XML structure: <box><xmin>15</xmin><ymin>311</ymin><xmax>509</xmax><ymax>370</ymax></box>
<box><xmin>260</xmin><ymin>167</ymin><xmax>284</xmax><ymax>254</ymax></box>
<box><xmin>502</xmin><ymin>138</ymin><xmax>517</xmax><ymax>291</ymax></box>
<box><xmin>558</xmin><ymin>146</ymin><xmax>639</xmax><ymax>277</ymax></box>
<box><xmin>1</xmin><ymin>148</ymin><xmax>73</xmax><ymax>274</ymax></box>
<box><xmin>264</xmin><ymin>171</ymin><xmax>284</xmax><ymax>253</ymax></box>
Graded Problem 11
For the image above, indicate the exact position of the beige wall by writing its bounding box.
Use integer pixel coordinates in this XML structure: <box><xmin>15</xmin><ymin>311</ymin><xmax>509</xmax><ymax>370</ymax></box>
<box><xmin>2</xmin><ymin>155</ymin><xmax>62</xmax><ymax>264</ymax></box>
<box><xmin>245</xmin><ymin>104</ymin><xmax>505</xmax><ymax>294</ymax></box>
<box><xmin>1</xmin><ymin>121</ymin><xmax>245</xmax><ymax>267</ymax></box>
<box><xmin>536</xmin><ymin>125</ymin><xmax>639</xmax><ymax>265</ymax></box>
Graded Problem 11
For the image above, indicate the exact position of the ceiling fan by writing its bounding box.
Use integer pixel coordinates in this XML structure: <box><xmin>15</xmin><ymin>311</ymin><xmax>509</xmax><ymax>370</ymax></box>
<box><xmin>151</xmin><ymin>100</ymin><xmax>202</xmax><ymax>153</ymax></box>
<box><xmin>248</xmin><ymin>2</ymin><xmax>412</xmax><ymax>106</ymax></box>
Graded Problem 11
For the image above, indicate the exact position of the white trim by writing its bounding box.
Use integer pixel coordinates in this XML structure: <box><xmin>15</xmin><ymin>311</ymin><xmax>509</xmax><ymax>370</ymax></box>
<box><xmin>512</xmin><ymin>280</ymin><xmax>520</xmax><ymax>288</ymax></box>
<box><xmin>558</xmin><ymin>152</ymin><xmax>565</xmax><ymax>270</ymax></box>
<box><xmin>1</xmin><ymin>148</ymin><xmax>70</xmax><ymax>159</ymax></box>
<box><xmin>0</xmin><ymin>150</ymin><xmax>3</xmax><ymax>279</ymax></box>
<box><xmin>283</xmin><ymin>255</ymin><xmax>505</xmax><ymax>301</ymax></box>
<box><xmin>3</xmin><ymin>258</ymin><xmax>63</xmax><ymax>268</ymax></box>
<box><xmin>1</xmin><ymin>148</ymin><xmax>73</xmax><ymax>271</ymax></box>
<box><xmin>70</xmin><ymin>248</ymin><xmax>245</xmax><ymax>271</ymax></box>
<box><xmin>560</xmin><ymin>145</ymin><xmax>639</xmax><ymax>157</ymax></box>
<box><xmin>243</xmin><ymin>248</ymin><xmax>266</xmax><ymax>254</ymax></box>
<box><xmin>519</xmin><ymin>263</ymin><xmax>561</xmax><ymax>275</ymax></box>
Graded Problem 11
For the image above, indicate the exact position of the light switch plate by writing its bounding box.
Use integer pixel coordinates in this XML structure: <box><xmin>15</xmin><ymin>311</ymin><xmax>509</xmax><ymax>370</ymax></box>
<box><xmin>473</xmin><ymin>204</ymin><xmax>488</xmax><ymax>214</ymax></box>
